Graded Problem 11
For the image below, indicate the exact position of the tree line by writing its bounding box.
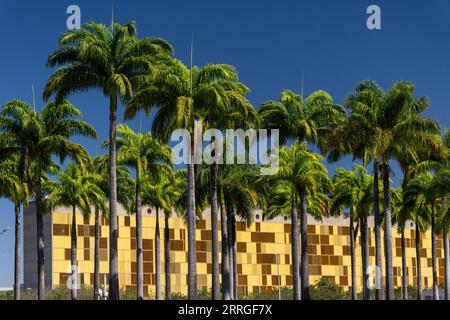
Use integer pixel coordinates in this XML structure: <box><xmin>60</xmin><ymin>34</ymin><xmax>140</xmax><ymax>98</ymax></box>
<box><xmin>0</xmin><ymin>20</ymin><xmax>449</xmax><ymax>300</ymax></box>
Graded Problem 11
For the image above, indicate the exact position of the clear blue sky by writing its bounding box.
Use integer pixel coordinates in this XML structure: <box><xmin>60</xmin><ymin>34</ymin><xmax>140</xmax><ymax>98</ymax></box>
<box><xmin>0</xmin><ymin>0</ymin><xmax>449</xmax><ymax>286</ymax></box>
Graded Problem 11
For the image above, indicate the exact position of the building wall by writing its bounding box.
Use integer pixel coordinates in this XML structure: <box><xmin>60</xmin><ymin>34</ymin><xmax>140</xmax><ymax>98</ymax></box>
<box><xmin>43</xmin><ymin>208</ymin><xmax>447</xmax><ymax>297</ymax></box>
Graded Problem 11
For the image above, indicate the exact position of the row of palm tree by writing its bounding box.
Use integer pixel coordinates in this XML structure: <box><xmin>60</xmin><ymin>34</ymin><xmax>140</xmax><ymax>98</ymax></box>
<box><xmin>0</xmin><ymin>19</ymin><xmax>449</xmax><ymax>300</ymax></box>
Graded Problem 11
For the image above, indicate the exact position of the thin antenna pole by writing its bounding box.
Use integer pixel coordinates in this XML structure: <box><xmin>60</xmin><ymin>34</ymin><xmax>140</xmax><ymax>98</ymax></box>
<box><xmin>300</xmin><ymin>74</ymin><xmax>304</xmax><ymax>102</ymax></box>
<box><xmin>111</xmin><ymin>5</ymin><xmax>114</xmax><ymax>30</ymax></box>
<box><xmin>32</xmin><ymin>84</ymin><xmax>36</xmax><ymax>112</ymax></box>
<box><xmin>190</xmin><ymin>33</ymin><xmax>193</xmax><ymax>94</ymax></box>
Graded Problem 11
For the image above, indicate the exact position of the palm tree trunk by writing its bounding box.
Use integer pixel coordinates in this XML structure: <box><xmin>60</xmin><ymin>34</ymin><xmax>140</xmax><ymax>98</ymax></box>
<box><xmin>164</xmin><ymin>212</ymin><xmax>171</xmax><ymax>300</ymax></box>
<box><xmin>210</xmin><ymin>162</ymin><xmax>220</xmax><ymax>300</ymax></box>
<box><xmin>226</xmin><ymin>205</ymin><xmax>235</xmax><ymax>299</ymax></box>
<box><xmin>155</xmin><ymin>208</ymin><xmax>161</xmax><ymax>300</ymax></box>
<box><xmin>135</xmin><ymin>170</ymin><xmax>143</xmax><ymax>300</ymax></box>
<box><xmin>431</xmin><ymin>207</ymin><xmax>439</xmax><ymax>300</ymax></box>
<box><xmin>444</xmin><ymin>228</ymin><xmax>450</xmax><ymax>300</ymax></box>
<box><xmin>14</xmin><ymin>204</ymin><xmax>20</xmax><ymax>300</ymax></box>
<box><xmin>291</xmin><ymin>196</ymin><xmax>301</xmax><ymax>300</ymax></box>
<box><xmin>373</xmin><ymin>160</ymin><xmax>384</xmax><ymax>300</ymax></box>
<box><xmin>415</xmin><ymin>222</ymin><xmax>423</xmax><ymax>300</ymax></box>
<box><xmin>109</xmin><ymin>95</ymin><xmax>119</xmax><ymax>300</ymax></box>
<box><xmin>401</xmin><ymin>228</ymin><xmax>408</xmax><ymax>300</ymax></box>
<box><xmin>350</xmin><ymin>213</ymin><xmax>357</xmax><ymax>300</ymax></box>
<box><xmin>220</xmin><ymin>200</ymin><xmax>231</xmax><ymax>300</ymax></box>
<box><xmin>71</xmin><ymin>205</ymin><xmax>78</xmax><ymax>300</ymax></box>
<box><xmin>381</xmin><ymin>163</ymin><xmax>394</xmax><ymax>300</ymax></box>
<box><xmin>187</xmin><ymin>133</ymin><xmax>197</xmax><ymax>300</ymax></box>
<box><xmin>94</xmin><ymin>208</ymin><xmax>100</xmax><ymax>300</ymax></box>
<box><xmin>230</xmin><ymin>213</ymin><xmax>238</xmax><ymax>299</ymax></box>
<box><xmin>35</xmin><ymin>186</ymin><xmax>45</xmax><ymax>300</ymax></box>
<box><xmin>361</xmin><ymin>215</ymin><xmax>370</xmax><ymax>300</ymax></box>
<box><xmin>299</xmin><ymin>187</ymin><xmax>310</xmax><ymax>300</ymax></box>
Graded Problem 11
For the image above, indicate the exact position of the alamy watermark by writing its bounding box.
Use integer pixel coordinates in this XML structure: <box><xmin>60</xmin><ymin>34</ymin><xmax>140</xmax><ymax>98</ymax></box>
<box><xmin>367</xmin><ymin>5</ymin><xmax>381</xmax><ymax>30</ymax></box>
<box><xmin>170</xmin><ymin>122</ymin><xmax>279</xmax><ymax>175</ymax></box>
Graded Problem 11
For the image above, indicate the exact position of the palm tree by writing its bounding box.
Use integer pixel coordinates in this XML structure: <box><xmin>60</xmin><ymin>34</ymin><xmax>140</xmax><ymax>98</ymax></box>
<box><xmin>86</xmin><ymin>169</ymin><xmax>108</xmax><ymax>301</ymax></box>
<box><xmin>392</xmin><ymin>157</ymin><xmax>439</xmax><ymax>300</ymax></box>
<box><xmin>328</xmin><ymin>81</ymin><xmax>442</xmax><ymax>299</ymax></box>
<box><xmin>261</xmin><ymin>143</ymin><xmax>330</xmax><ymax>300</ymax></box>
<box><xmin>405</xmin><ymin>170</ymin><xmax>450</xmax><ymax>300</ymax></box>
<box><xmin>207</xmin><ymin>93</ymin><xmax>256</xmax><ymax>301</ymax></box>
<box><xmin>92</xmin><ymin>155</ymin><xmax>134</xmax><ymax>299</ymax></box>
<box><xmin>220</xmin><ymin>163</ymin><xmax>261</xmax><ymax>299</ymax></box>
<box><xmin>125</xmin><ymin>60</ymin><xmax>251</xmax><ymax>299</ymax></box>
<box><xmin>441</xmin><ymin>188</ymin><xmax>450</xmax><ymax>300</ymax></box>
<box><xmin>441</xmin><ymin>130</ymin><xmax>450</xmax><ymax>300</ymax></box>
<box><xmin>199</xmin><ymin>92</ymin><xmax>257</xmax><ymax>300</ymax></box>
<box><xmin>330</xmin><ymin>165</ymin><xmax>374</xmax><ymax>300</ymax></box>
<box><xmin>160</xmin><ymin>170</ymin><xmax>184</xmax><ymax>300</ymax></box>
<box><xmin>113</xmin><ymin>124</ymin><xmax>172</xmax><ymax>299</ymax></box>
<box><xmin>195</xmin><ymin>161</ymin><xmax>261</xmax><ymax>300</ymax></box>
<box><xmin>326</xmin><ymin>81</ymin><xmax>386</xmax><ymax>299</ymax></box>
<box><xmin>258</xmin><ymin>89</ymin><xmax>344</xmax><ymax>147</ymax></box>
<box><xmin>45</xmin><ymin>162</ymin><xmax>104</xmax><ymax>300</ymax></box>
<box><xmin>403</xmin><ymin>198</ymin><xmax>429</xmax><ymax>300</ymax></box>
<box><xmin>44</xmin><ymin>21</ymin><xmax>173</xmax><ymax>299</ymax></box>
<box><xmin>326</xmin><ymin>81</ymin><xmax>385</xmax><ymax>299</ymax></box>
<box><xmin>0</xmin><ymin>156</ymin><xmax>28</xmax><ymax>300</ymax></box>
<box><xmin>390</xmin><ymin>187</ymin><xmax>408</xmax><ymax>299</ymax></box>
<box><xmin>376</xmin><ymin>83</ymin><xmax>443</xmax><ymax>300</ymax></box>
<box><xmin>141</xmin><ymin>171</ymin><xmax>179</xmax><ymax>301</ymax></box>
<box><xmin>258</xmin><ymin>87</ymin><xmax>341</xmax><ymax>301</ymax></box>
<box><xmin>0</xmin><ymin>99</ymin><xmax>95</xmax><ymax>299</ymax></box>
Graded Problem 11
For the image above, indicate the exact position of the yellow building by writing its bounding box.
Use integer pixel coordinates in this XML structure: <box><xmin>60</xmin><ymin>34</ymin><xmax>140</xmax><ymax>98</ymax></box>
<box><xmin>23</xmin><ymin>203</ymin><xmax>446</xmax><ymax>297</ymax></box>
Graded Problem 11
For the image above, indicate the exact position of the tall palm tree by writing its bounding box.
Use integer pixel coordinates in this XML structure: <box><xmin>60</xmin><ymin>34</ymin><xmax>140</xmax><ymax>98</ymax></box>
<box><xmin>330</xmin><ymin>165</ymin><xmax>374</xmax><ymax>300</ymax></box>
<box><xmin>441</xmin><ymin>130</ymin><xmax>450</xmax><ymax>300</ymax></box>
<box><xmin>92</xmin><ymin>155</ymin><xmax>134</xmax><ymax>299</ymax></box>
<box><xmin>258</xmin><ymin>89</ymin><xmax>344</xmax><ymax>147</ymax></box>
<box><xmin>258</xmin><ymin>87</ymin><xmax>341</xmax><ymax>300</ymax></box>
<box><xmin>405</xmin><ymin>170</ymin><xmax>450</xmax><ymax>300</ymax></box>
<box><xmin>199</xmin><ymin>100</ymin><xmax>257</xmax><ymax>300</ymax></box>
<box><xmin>326</xmin><ymin>81</ymin><xmax>385</xmax><ymax>300</ymax></box>
<box><xmin>125</xmin><ymin>60</ymin><xmax>251</xmax><ymax>299</ymax></box>
<box><xmin>0</xmin><ymin>156</ymin><xmax>28</xmax><ymax>300</ymax></box>
<box><xmin>113</xmin><ymin>124</ymin><xmax>172</xmax><ymax>299</ymax></box>
<box><xmin>141</xmin><ymin>174</ymin><xmax>176</xmax><ymax>300</ymax></box>
<box><xmin>206</xmin><ymin>91</ymin><xmax>257</xmax><ymax>301</ymax></box>
<box><xmin>0</xmin><ymin>99</ymin><xmax>95</xmax><ymax>299</ymax></box>
<box><xmin>390</xmin><ymin>187</ymin><xmax>408</xmax><ymax>299</ymax></box>
<box><xmin>159</xmin><ymin>170</ymin><xmax>184</xmax><ymax>300</ymax></box>
<box><xmin>86</xmin><ymin>165</ymin><xmax>108</xmax><ymax>301</ymax></box>
<box><xmin>261</xmin><ymin>143</ymin><xmax>330</xmax><ymax>300</ymax></box>
<box><xmin>376</xmin><ymin>83</ymin><xmax>443</xmax><ymax>300</ymax></box>
<box><xmin>45</xmin><ymin>162</ymin><xmax>104</xmax><ymax>300</ymax></box>
<box><xmin>195</xmin><ymin>161</ymin><xmax>260</xmax><ymax>300</ymax></box>
<box><xmin>44</xmin><ymin>21</ymin><xmax>173</xmax><ymax>299</ymax></box>
<box><xmin>404</xmin><ymin>200</ymin><xmax>429</xmax><ymax>300</ymax></box>
<box><xmin>143</xmin><ymin>171</ymin><xmax>179</xmax><ymax>301</ymax></box>
<box><xmin>220</xmin><ymin>163</ymin><xmax>261</xmax><ymax>299</ymax></box>
<box><xmin>440</xmin><ymin>189</ymin><xmax>450</xmax><ymax>300</ymax></box>
<box><xmin>392</xmin><ymin>157</ymin><xmax>439</xmax><ymax>300</ymax></box>
<box><xmin>328</xmin><ymin>81</ymin><xmax>442</xmax><ymax>299</ymax></box>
